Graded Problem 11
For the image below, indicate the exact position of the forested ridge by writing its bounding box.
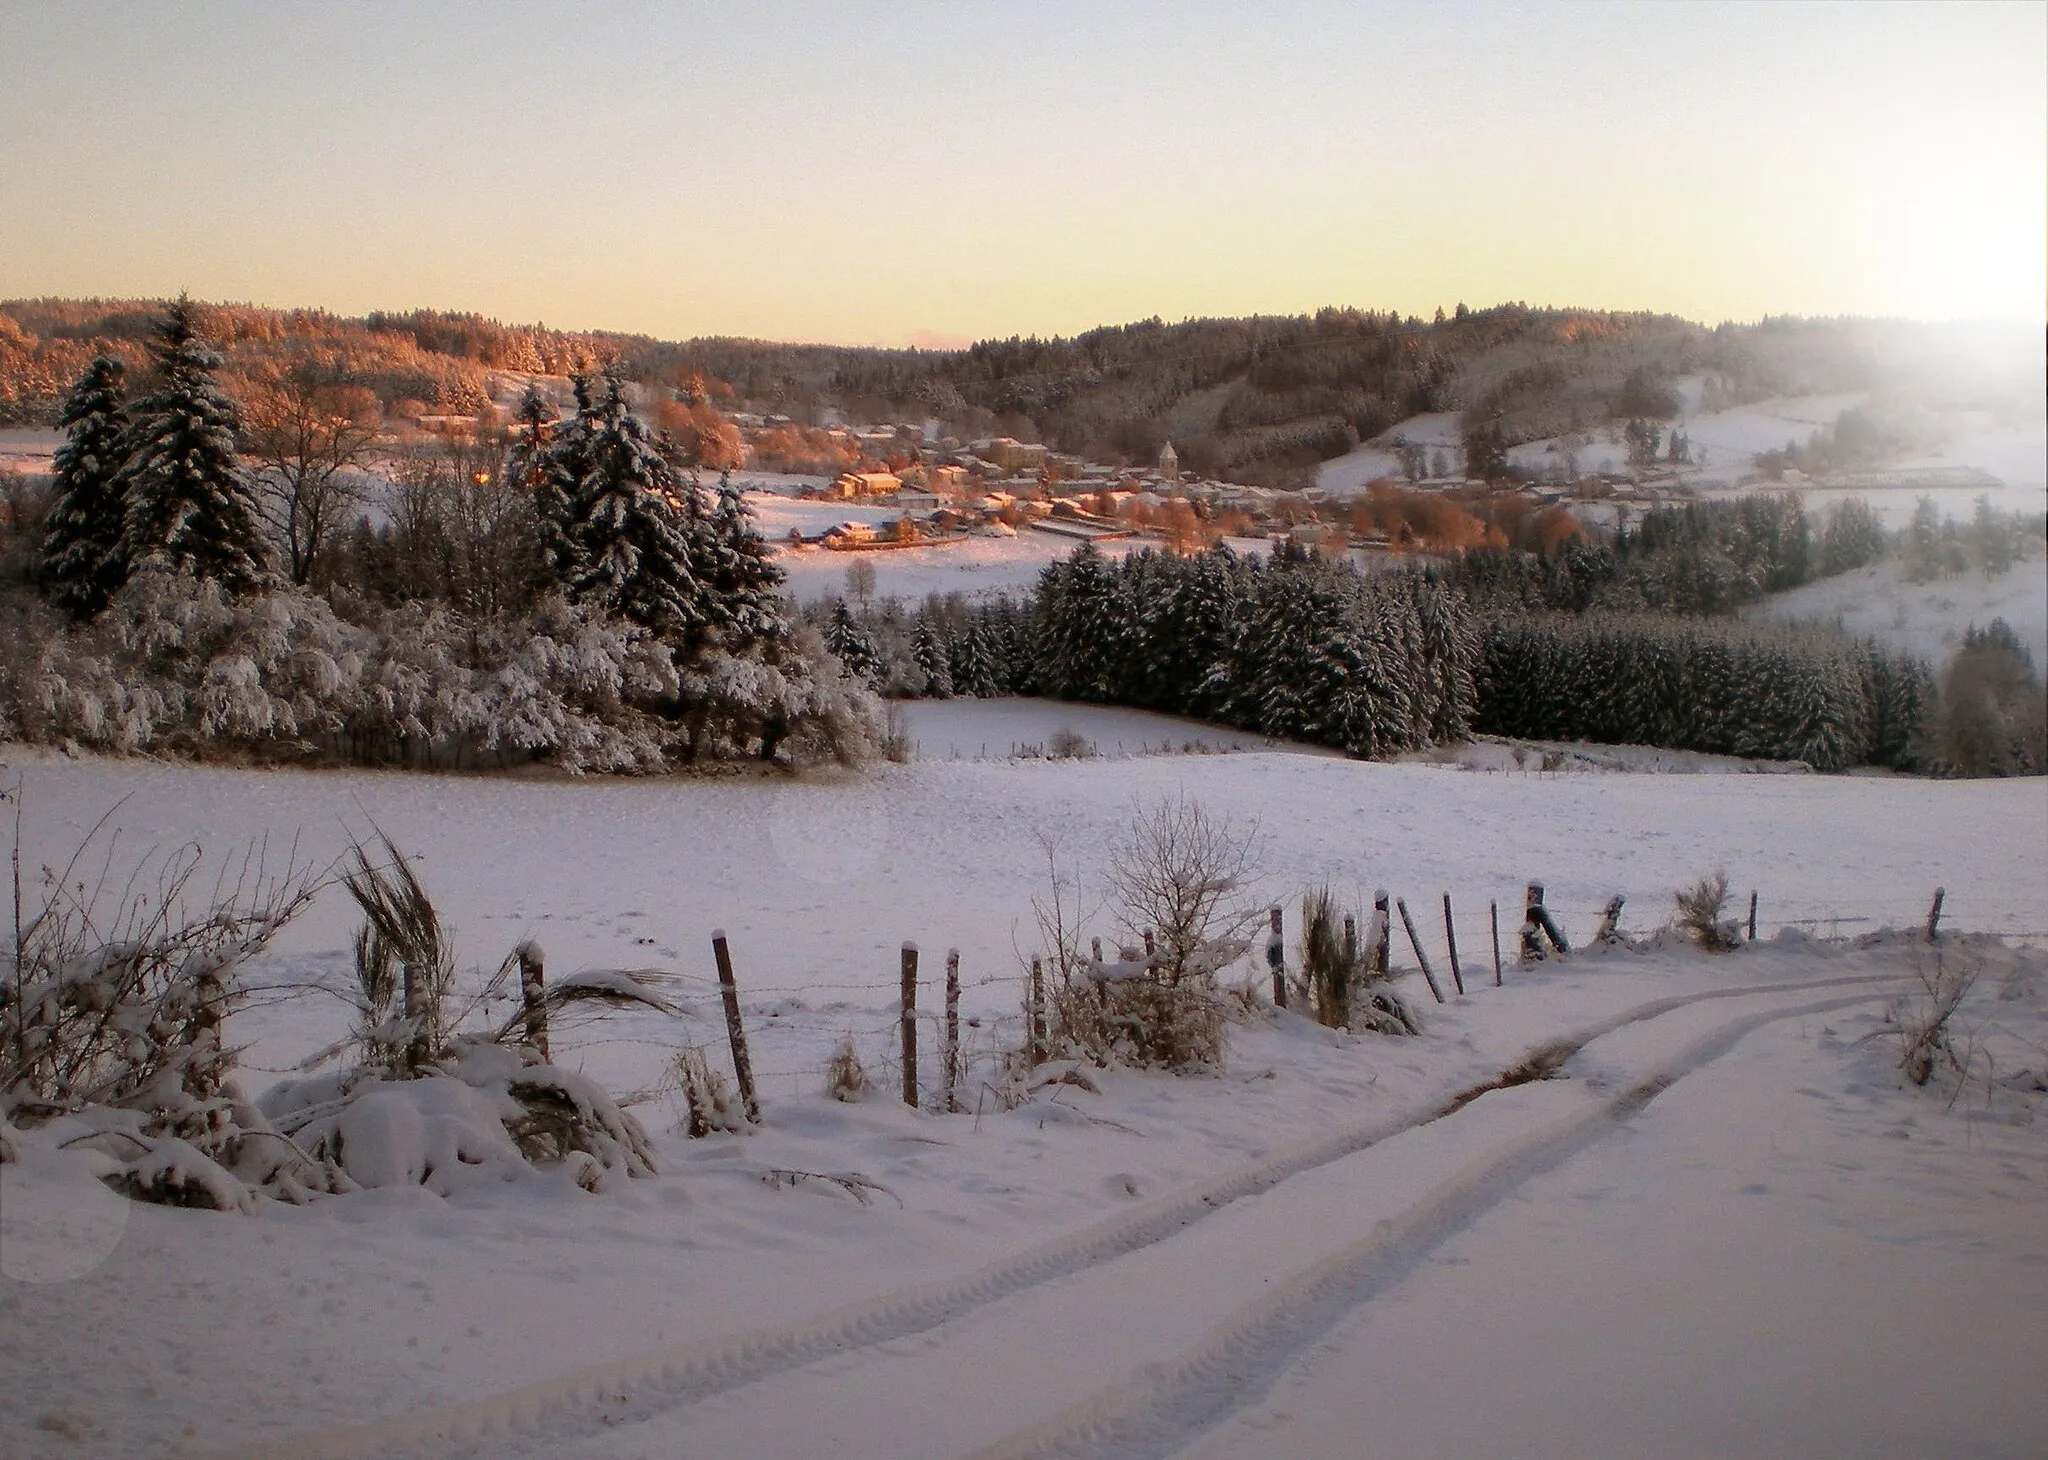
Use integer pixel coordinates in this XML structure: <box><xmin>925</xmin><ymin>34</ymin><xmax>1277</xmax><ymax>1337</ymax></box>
<box><xmin>10</xmin><ymin>297</ymin><xmax>2030</xmax><ymax>489</ymax></box>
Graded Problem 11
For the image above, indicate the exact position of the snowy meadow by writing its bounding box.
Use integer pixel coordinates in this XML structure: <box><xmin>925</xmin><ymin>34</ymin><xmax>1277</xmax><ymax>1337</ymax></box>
<box><xmin>3</xmin><ymin>701</ymin><xmax>2046</xmax><ymax>1459</ymax></box>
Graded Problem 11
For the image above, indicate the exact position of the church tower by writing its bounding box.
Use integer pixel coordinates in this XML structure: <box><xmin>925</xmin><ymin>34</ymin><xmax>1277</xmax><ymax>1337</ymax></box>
<box><xmin>1158</xmin><ymin>439</ymin><xmax>1179</xmax><ymax>484</ymax></box>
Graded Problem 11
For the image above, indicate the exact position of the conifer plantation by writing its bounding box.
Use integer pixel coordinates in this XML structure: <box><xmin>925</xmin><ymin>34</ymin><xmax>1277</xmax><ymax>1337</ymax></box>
<box><xmin>822</xmin><ymin>483</ymin><xmax>2037</xmax><ymax>775</ymax></box>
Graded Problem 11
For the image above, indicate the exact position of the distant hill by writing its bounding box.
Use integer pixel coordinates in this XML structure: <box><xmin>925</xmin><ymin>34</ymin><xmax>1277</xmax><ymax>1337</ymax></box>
<box><xmin>4</xmin><ymin>297</ymin><xmax>2036</xmax><ymax>489</ymax></box>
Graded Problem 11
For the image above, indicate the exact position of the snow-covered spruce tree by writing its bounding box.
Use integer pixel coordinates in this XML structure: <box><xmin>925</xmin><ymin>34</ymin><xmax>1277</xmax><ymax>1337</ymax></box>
<box><xmin>912</xmin><ymin>617</ymin><xmax>954</xmax><ymax>698</ymax></box>
<box><xmin>949</xmin><ymin>615</ymin><xmax>1001</xmax><ymax>698</ymax></box>
<box><xmin>566</xmin><ymin>372</ymin><xmax>709</xmax><ymax>642</ymax></box>
<box><xmin>825</xmin><ymin>596</ymin><xmax>882</xmax><ymax>685</ymax></box>
<box><xmin>505</xmin><ymin>387</ymin><xmax>581</xmax><ymax>597</ymax></box>
<box><xmin>117</xmin><ymin>299</ymin><xmax>268</xmax><ymax>597</ymax></box>
<box><xmin>699</xmin><ymin>471</ymin><xmax>789</xmax><ymax>648</ymax></box>
<box><xmin>521</xmin><ymin>379</ymin><xmax>589</xmax><ymax>591</ymax></box>
<box><xmin>1032</xmin><ymin>542</ymin><xmax>1118</xmax><ymax>701</ymax></box>
<box><xmin>41</xmin><ymin>355</ymin><xmax>133</xmax><ymax>620</ymax></box>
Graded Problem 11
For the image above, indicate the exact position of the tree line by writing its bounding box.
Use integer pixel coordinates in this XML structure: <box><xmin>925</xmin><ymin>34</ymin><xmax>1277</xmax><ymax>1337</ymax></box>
<box><xmin>5</xmin><ymin>302</ymin><xmax>883</xmax><ymax>770</ymax></box>
<box><xmin>823</xmin><ymin>507</ymin><xmax>2041</xmax><ymax>775</ymax></box>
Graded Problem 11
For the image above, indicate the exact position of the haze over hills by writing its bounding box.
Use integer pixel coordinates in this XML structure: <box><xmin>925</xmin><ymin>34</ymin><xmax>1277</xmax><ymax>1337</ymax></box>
<box><xmin>4</xmin><ymin>297</ymin><xmax>2040</xmax><ymax>492</ymax></box>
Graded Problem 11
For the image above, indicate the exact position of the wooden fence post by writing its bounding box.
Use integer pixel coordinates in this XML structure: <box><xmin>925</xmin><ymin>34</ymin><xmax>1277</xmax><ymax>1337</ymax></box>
<box><xmin>1747</xmin><ymin>890</ymin><xmax>1759</xmax><ymax>944</ymax></box>
<box><xmin>1520</xmin><ymin>884</ymin><xmax>1545</xmax><ymax>962</ymax></box>
<box><xmin>1267</xmin><ymin>905</ymin><xmax>1287</xmax><ymax>1009</ymax></box>
<box><xmin>1442</xmin><ymin>893</ymin><xmax>1465</xmax><ymax>996</ymax></box>
<box><xmin>1373</xmin><ymin>890</ymin><xmax>1392</xmax><ymax>976</ymax></box>
<box><xmin>900</xmin><ymin>942</ymin><xmax>919</xmax><ymax>1109</ymax></box>
<box><xmin>1490</xmin><ymin>900</ymin><xmax>1502</xmax><ymax>986</ymax></box>
<box><xmin>711</xmin><ymin>930</ymin><xmax>760</xmax><ymax>1124</ymax></box>
<box><xmin>945</xmin><ymin>947</ymin><xmax>962</xmax><ymax>1114</ymax></box>
<box><xmin>1521</xmin><ymin>883</ymin><xmax>1570</xmax><ymax>960</ymax></box>
<box><xmin>1396</xmin><ymin>898</ymin><xmax>1446</xmax><ymax>1004</ymax></box>
<box><xmin>1029</xmin><ymin>955</ymin><xmax>1048</xmax><ymax>1067</ymax></box>
<box><xmin>517</xmin><ymin>941</ymin><xmax>549</xmax><ymax>1063</ymax></box>
<box><xmin>1927</xmin><ymin>888</ymin><xmax>1945</xmax><ymax>942</ymax></box>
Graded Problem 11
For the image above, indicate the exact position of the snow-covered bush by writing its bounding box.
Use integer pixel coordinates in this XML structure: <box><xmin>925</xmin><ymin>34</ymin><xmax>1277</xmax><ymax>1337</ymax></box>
<box><xmin>288</xmin><ymin>836</ymin><xmax>669</xmax><ymax>1191</ymax></box>
<box><xmin>0</xmin><ymin>785</ymin><xmax>327</xmax><ymax>1208</ymax></box>
<box><xmin>824</xmin><ymin>1036</ymin><xmax>870</xmax><ymax>1103</ymax></box>
<box><xmin>261</xmin><ymin>1041</ymin><xmax>659</xmax><ymax>1195</ymax></box>
<box><xmin>1040</xmin><ymin>800</ymin><xmax>1260</xmax><ymax>1072</ymax></box>
<box><xmin>1885</xmin><ymin>951</ymin><xmax>1982</xmax><ymax>1091</ymax></box>
<box><xmin>666</xmin><ymin>1045</ymin><xmax>749</xmax><ymax>1135</ymax></box>
<box><xmin>2</xmin><ymin>572</ymin><xmax>882</xmax><ymax>772</ymax></box>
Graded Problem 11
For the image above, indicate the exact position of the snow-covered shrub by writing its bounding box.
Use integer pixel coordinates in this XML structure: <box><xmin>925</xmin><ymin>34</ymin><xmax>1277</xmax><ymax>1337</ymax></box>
<box><xmin>678</xmin><ymin>623</ymin><xmax>886</xmax><ymax>767</ymax></box>
<box><xmin>263</xmin><ymin>1041</ymin><xmax>658</xmax><ymax>1195</ymax></box>
<box><xmin>824</xmin><ymin>1036</ymin><xmax>870</xmax><ymax>1102</ymax></box>
<box><xmin>1044</xmin><ymin>799</ymin><xmax>1260</xmax><ymax>1072</ymax></box>
<box><xmin>2</xmin><ymin>574</ymin><xmax>883</xmax><ymax>773</ymax></box>
<box><xmin>1885</xmin><ymin>951</ymin><xmax>1982</xmax><ymax>1091</ymax></box>
<box><xmin>666</xmin><ymin>1046</ymin><xmax>749</xmax><ymax>1135</ymax></box>
<box><xmin>284</xmin><ymin>837</ymin><xmax>668</xmax><ymax>1192</ymax></box>
<box><xmin>0</xmin><ymin>789</ymin><xmax>325</xmax><ymax>1207</ymax></box>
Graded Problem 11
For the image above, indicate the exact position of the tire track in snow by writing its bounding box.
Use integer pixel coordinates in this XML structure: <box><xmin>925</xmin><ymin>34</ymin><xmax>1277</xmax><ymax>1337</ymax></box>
<box><xmin>218</xmin><ymin>970</ymin><xmax>1907</xmax><ymax>1460</ymax></box>
<box><xmin>962</xmin><ymin>987</ymin><xmax>1900</xmax><ymax>1460</ymax></box>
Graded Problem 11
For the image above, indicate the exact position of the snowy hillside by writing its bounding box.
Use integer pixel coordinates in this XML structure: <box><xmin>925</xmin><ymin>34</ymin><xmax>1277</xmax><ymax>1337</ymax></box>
<box><xmin>3</xmin><ymin>718</ymin><xmax>2045</xmax><ymax>1459</ymax></box>
<box><xmin>1320</xmin><ymin>397</ymin><xmax>2047</xmax><ymax>531</ymax></box>
<box><xmin>1751</xmin><ymin>555</ymin><xmax>2048</xmax><ymax>670</ymax></box>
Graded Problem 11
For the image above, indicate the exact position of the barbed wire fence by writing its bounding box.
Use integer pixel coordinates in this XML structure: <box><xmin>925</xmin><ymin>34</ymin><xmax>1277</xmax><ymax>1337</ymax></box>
<box><xmin>236</xmin><ymin>884</ymin><xmax>2047</xmax><ymax>1115</ymax></box>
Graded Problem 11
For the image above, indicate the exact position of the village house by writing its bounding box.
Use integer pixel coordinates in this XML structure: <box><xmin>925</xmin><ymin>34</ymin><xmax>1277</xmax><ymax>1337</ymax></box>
<box><xmin>831</xmin><ymin>470</ymin><xmax>907</xmax><ymax>500</ymax></box>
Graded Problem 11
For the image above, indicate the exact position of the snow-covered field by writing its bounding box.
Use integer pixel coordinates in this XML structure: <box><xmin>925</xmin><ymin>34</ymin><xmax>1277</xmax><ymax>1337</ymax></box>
<box><xmin>1751</xmin><ymin>555</ymin><xmax>2048</xmax><ymax>670</ymax></box>
<box><xmin>3</xmin><ymin>711</ymin><xmax>2046</xmax><ymax>1459</ymax></box>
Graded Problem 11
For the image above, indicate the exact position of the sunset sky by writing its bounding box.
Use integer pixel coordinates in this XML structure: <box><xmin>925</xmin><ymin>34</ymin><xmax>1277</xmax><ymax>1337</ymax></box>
<box><xmin>3</xmin><ymin>1</ymin><xmax>2042</xmax><ymax>346</ymax></box>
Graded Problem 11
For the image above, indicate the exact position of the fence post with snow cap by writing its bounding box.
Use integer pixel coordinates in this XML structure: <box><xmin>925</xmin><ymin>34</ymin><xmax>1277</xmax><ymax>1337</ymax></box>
<box><xmin>1521</xmin><ymin>883</ymin><xmax>1569</xmax><ymax>961</ymax></box>
<box><xmin>517</xmin><ymin>941</ymin><xmax>549</xmax><ymax>1063</ymax></box>
<box><xmin>1396</xmin><ymin>898</ymin><xmax>1446</xmax><ymax>1004</ymax></box>
<box><xmin>712</xmin><ymin>930</ymin><xmax>760</xmax><ymax>1125</ymax></box>
<box><xmin>1267</xmin><ymin>906</ymin><xmax>1287</xmax><ymax>1009</ymax></box>
<box><xmin>900</xmin><ymin>943</ymin><xmax>920</xmax><ymax>1108</ymax></box>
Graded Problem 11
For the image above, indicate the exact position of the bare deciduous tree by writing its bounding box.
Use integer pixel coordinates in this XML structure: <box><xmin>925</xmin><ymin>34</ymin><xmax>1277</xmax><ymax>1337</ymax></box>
<box><xmin>243</xmin><ymin>355</ymin><xmax>382</xmax><ymax>585</ymax></box>
<box><xmin>1105</xmin><ymin>794</ymin><xmax>1263</xmax><ymax>986</ymax></box>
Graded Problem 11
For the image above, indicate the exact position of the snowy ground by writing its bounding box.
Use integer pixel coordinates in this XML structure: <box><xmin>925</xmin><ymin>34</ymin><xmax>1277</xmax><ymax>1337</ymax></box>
<box><xmin>3</xmin><ymin>714</ymin><xmax>2045</xmax><ymax>1459</ymax></box>
<box><xmin>893</xmin><ymin>698</ymin><xmax>1338</xmax><ymax>761</ymax></box>
<box><xmin>1749</xmin><ymin>555</ymin><xmax>2048</xmax><ymax>670</ymax></box>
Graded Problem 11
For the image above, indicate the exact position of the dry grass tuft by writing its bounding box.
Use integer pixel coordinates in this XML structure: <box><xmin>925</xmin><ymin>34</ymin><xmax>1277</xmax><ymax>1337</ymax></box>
<box><xmin>1673</xmin><ymin>869</ymin><xmax>1737</xmax><ymax>951</ymax></box>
